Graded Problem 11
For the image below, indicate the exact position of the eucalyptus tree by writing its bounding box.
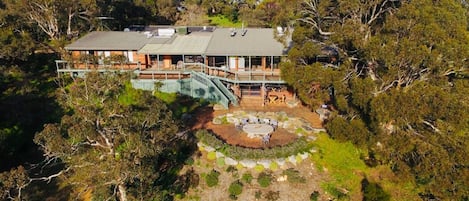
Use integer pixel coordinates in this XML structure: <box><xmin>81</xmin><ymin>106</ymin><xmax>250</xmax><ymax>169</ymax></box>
<box><xmin>282</xmin><ymin>0</ymin><xmax>469</xmax><ymax>199</ymax></box>
<box><xmin>34</xmin><ymin>72</ymin><xmax>181</xmax><ymax>200</ymax></box>
<box><xmin>0</xmin><ymin>0</ymin><xmax>100</xmax><ymax>53</ymax></box>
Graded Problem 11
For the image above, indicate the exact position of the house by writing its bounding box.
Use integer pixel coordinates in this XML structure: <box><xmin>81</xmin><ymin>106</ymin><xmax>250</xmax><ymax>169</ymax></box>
<box><xmin>56</xmin><ymin>26</ymin><xmax>295</xmax><ymax>108</ymax></box>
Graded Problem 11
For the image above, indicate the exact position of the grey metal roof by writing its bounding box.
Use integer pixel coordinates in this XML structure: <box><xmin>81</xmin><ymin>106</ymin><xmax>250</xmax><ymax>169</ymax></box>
<box><xmin>205</xmin><ymin>28</ymin><xmax>286</xmax><ymax>56</ymax></box>
<box><xmin>66</xmin><ymin>28</ymin><xmax>287</xmax><ymax>56</ymax></box>
<box><xmin>138</xmin><ymin>32</ymin><xmax>212</xmax><ymax>55</ymax></box>
<box><xmin>65</xmin><ymin>31</ymin><xmax>172</xmax><ymax>51</ymax></box>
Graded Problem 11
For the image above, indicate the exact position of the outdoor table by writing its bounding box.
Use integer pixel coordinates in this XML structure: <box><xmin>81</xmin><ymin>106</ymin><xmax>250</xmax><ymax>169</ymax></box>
<box><xmin>242</xmin><ymin>124</ymin><xmax>274</xmax><ymax>138</ymax></box>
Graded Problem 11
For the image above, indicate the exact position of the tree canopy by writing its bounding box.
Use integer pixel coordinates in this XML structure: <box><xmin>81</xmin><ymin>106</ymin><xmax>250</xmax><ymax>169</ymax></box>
<box><xmin>33</xmin><ymin>72</ymin><xmax>183</xmax><ymax>200</ymax></box>
<box><xmin>282</xmin><ymin>0</ymin><xmax>469</xmax><ymax>199</ymax></box>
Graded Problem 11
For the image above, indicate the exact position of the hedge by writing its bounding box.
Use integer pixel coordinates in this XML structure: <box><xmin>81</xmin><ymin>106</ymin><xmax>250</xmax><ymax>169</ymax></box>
<box><xmin>195</xmin><ymin>129</ymin><xmax>313</xmax><ymax>160</ymax></box>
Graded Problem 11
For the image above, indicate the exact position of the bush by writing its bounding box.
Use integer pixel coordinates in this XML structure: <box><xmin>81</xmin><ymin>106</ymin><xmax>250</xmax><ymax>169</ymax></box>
<box><xmin>310</xmin><ymin>191</ymin><xmax>320</xmax><ymax>201</ymax></box>
<box><xmin>241</xmin><ymin>172</ymin><xmax>253</xmax><ymax>184</ymax></box>
<box><xmin>195</xmin><ymin>130</ymin><xmax>313</xmax><ymax>160</ymax></box>
<box><xmin>258</xmin><ymin>172</ymin><xmax>272</xmax><ymax>188</ymax></box>
<box><xmin>283</xmin><ymin>168</ymin><xmax>306</xmax><ymax>183</ymax></box>
<box><xmin>254</xmin><ymin>164</ymin><xmax>265</xmax><ymax>172</ymax></box>
<box><xmin>269</xmin><ymin>162</ymin><xmax>279</xmax><ymax>171</ymax></box>
<box><xmin>216</xmin><ymin>157</ymin><xmax>225</xmax><ymax>166</ymax></box>
<box><xmin>226</xmin><ymin>165</ymin><xmax>238</xmax><ymax>178</ymax></box>
<box><xmin>255</xmin><ymin>191</ymin><xmax>262</xmax><ymax>199</ymax></box>
<box><xmin>205</xmin><ymin>169</ymin><xmax>220</xmax><ymax>187</ymax></box>
<box><xmin>228</xmin><ymin>180</ymin><xmax>243</xmax><ymax>199</ymax></box>
<box><xmin>207</xmin><ymin>152</ymin><xmax>217</xmax><ymax>160</ymax></box>
<box><xmin>185</xmin><ymin>157</ymin><xmax>194</xmax><ymax>165</ymax></box>
<box><xmin>361</xmin><ymin>178</ymin><xmax>390</xmax><ymax>201</ymax></box>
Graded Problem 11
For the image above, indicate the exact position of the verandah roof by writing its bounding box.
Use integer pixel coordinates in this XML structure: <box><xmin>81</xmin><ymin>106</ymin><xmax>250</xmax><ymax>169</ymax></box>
<box><xmin>138</xmin><ymin>32</ymin><xmax>212</xmax><ymax>55</ymax></box>
<box><xmin>65</xmin><ymin>31</ymin><xmax>171</xmax><ymax>51</ymax></box>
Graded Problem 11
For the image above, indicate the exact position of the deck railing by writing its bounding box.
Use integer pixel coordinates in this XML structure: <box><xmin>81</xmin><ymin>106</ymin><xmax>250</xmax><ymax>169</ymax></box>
<box><xmin>55</xmin><ymin>60</ymin><xmax>141</xmax><ymax>72</ymax></box>
<box><xmin>56</xmin><ymin>60</ymin><xmax>284</xmax><ymax>83</ymax></box>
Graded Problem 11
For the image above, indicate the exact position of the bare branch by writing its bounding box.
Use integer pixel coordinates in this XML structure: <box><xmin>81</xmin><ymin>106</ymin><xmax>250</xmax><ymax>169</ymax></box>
<box><xmin>422</xmin><ymin>120</ymin><xmax>441</xmax><ymax>133</ymax></box>
<box><xmin>30</xmin><ymin>166</ymin><xmax>72</xmax><ymax>183</ymax></box>
<box><xmin>299</xmin><ymin>0</ymin><xmax>335</xmax><ymax>36</ymax></box>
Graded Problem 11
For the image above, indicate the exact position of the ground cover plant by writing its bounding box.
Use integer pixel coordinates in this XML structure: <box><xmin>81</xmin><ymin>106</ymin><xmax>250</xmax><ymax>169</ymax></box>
<box><xmin>310</xmin><ymin>133</ymin><xmax>420</xmax><ymax>200</ymax></box>
<box><xmin>196</xmin><ymin>129</ymin><xmax>313</xmax><ymax>160</ymax></box>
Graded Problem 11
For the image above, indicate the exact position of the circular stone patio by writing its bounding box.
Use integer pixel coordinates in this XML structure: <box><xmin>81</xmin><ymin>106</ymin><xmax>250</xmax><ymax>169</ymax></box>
<box><xmin>208</xmin><ymin>110</ymin><xmax>321</xmax><ymax>148</ymax></box>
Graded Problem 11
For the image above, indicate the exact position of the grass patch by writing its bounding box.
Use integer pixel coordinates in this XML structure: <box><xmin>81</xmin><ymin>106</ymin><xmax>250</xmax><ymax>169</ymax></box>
<box><xmin>311</xmin><ymin>133</ymin><xmax>367</xmax><ymax>198</ymax></box>
<box><xmin>208</xmin><ymin>15</ymin><xmax>242</xmax><ymax>27</ymax></box>
<box><xmin>283</xmin><ymin>168</ymin><xmax>306</xmax><ymax>184</ymax></box>
<box><xmin>154</xmin><ymin>91</ymin><xmax>177</xmax><ymax>104</ymax></box>
<box><xmin>118</xmin><ymin>82</ymin><xmax>142</xmax><ymax>106</ymax></box>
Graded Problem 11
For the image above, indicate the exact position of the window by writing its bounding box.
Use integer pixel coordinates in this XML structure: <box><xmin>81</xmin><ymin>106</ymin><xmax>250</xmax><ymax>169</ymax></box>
<box><xmin>123</xmin><ymin>51</ymin><xmax>134</xmax><ymax>62</ymax></box>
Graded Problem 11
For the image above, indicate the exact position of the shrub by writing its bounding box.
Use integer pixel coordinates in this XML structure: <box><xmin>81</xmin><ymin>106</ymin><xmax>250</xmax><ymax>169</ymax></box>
<box><xmin>254</xmin><ymin>164</ymin><xmax>265</xmax><ymax>172</ymax></box>
<box><xmin>207</xmin><ymin>152</ymin><xmax>216</xmax><ymax>160</ymax></box>
<box><xmin>195</xmin><ymin>130</ymin><xmax>313</xmax><ymax>160</ymax></box>
<box><xmin>226</xmin><ymin>165</ymin><xmax>237</xmax><ymax>173</ymax></box>
<box><xmin>228</xmin><ymin>180</ymin><xmax>243</xmax><ymax>199</ymax></box>
<box><xmin>185</xmin><ymin>157</ymin><xmax>194</xmax><ymax>165</ymax></box>
<box><xmin>258</xmin><ymin>172</ymin><xmax>272</xmax><ymax>188</ymax></box>
<box><xmin>241</xmin><ymin>172</ymin><xmax>253</xmax><ymax>184</ymax></box>
<box><xmin>216</xmin><ymin>157</ymin><xmax>225</xmax><ymax>166</ymax></box>
<box><xmin>255</xmin><ymin>191</ymin><xmax>262</xmax><ymax>199</ymax></box>
<box><xmin>269</xmin><ymin>162</ymin><xmax>279</xmax><ymax>171</ymax></box>
<box><xmin>205</xmin><ymin>169</ymin><xmax>220</xmax><ymax>187</ymax></box>
<box><xmin>226</xmin><ymin>165</ymin><xmax>238</xmax><ymax>178</ymax></box>
<box><xmin>361</xmin><ymin>178</ymin><xmax>390</xmax><ymax>201</ymax></box>
<box><xmin>310</xmin><ymin>191</ymin><xmax>320</xmax><ymax>201</ymax></box>
<box><xmin>283</xmin><ymin>168</ymin><xmax>306</xmax><ymax>183</ymax></box>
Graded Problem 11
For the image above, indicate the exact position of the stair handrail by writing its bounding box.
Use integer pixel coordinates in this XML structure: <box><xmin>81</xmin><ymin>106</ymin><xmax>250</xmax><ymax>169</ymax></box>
<box><xmin>191</xmin><ymin>71</ymin><xmax>230</xmax><ymax>108</ymax></box>
<box><xmin>211</xmin><ymin>78</ymin><xmax>238</xmax><ymax>106</ymax></box>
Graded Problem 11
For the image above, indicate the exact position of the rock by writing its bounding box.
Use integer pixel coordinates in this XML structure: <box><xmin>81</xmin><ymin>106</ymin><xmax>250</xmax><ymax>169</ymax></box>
<box><xmin>215</xmin><ymin>151</ymin><xmax>224</xmax><ymax>158</ymax></box>
<box><xmin>225</xmin><ymin>157</ymin><xmax>238</xmax><ymax>166</ymax></box>
<box><xmin>308</xmin><ymin>136</ymin><xmax>317</xmax><ymax>141</ymax></box>
<box><xmin>288</xmin><ymin>155</ymin><xmax>297</xmax><ymax>165</ymax></box>
<box><xmin>212</xmin><ymin>117</ymin><xmax>223</xmax><ymax>125</ymax></box>
<box><xmin>312</xmin><ymin>128</ymin><xmax>326</xmax><ymax>133</ymax></box>
<box><xmin>227</xmin><ymin>116</ymin><xmax>238</xmax><ymax>124</ymax></box>
<box><xmin>258</xmin><ymin>160</ymin><xmax>272</xmax><ymax>169</ymax></box>
<box><xmin>275</xmin><ymin>158</ymin><xmax>286</xmax><ymax>166</ymax></box>
<box><xmin>213</xmin><ymin>104</ymin><xmax>227</xmax><ymax>111</ymax></box>
<box><xmin>299</xmin><ymin>152</ymin><xmax>309</xmax><ymax>160</ymax></box>
<box><xmin>204</xmin><ymin>145</ymin><xmax>215</xmax><ymax>152</ymax></box>
<box><xmin>239</xmin><ymin>160</ymin><xmax>257</xmax><ymax>168</ymax></box>
<box><xmin>277</xmin><ymin>175</ymin><xmax>288</xmax><ymax>182</ymax></box>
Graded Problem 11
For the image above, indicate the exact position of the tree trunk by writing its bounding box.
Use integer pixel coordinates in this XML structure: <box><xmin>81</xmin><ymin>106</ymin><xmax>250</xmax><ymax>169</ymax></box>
<box><xmin>118</xmin><ymin>184</ymin><xmax>127</xmax><ymax>201</ymax></box>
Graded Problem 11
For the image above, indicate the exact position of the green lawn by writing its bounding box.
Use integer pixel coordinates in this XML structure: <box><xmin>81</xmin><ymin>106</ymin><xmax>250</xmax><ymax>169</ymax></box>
<box><xmin>208</xmin><ymin>15</ymin><xmax>242</xmax><ymax>28</ymax></box>
<box><xmin>310</xmin><ymin>133</ymin><xmax>420</xmax><ymax>200</ymax></box>
<box><xmin>311</xmin><ymin>133</ymin><xmax>368</xmax><ymax>199</ymax></box>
